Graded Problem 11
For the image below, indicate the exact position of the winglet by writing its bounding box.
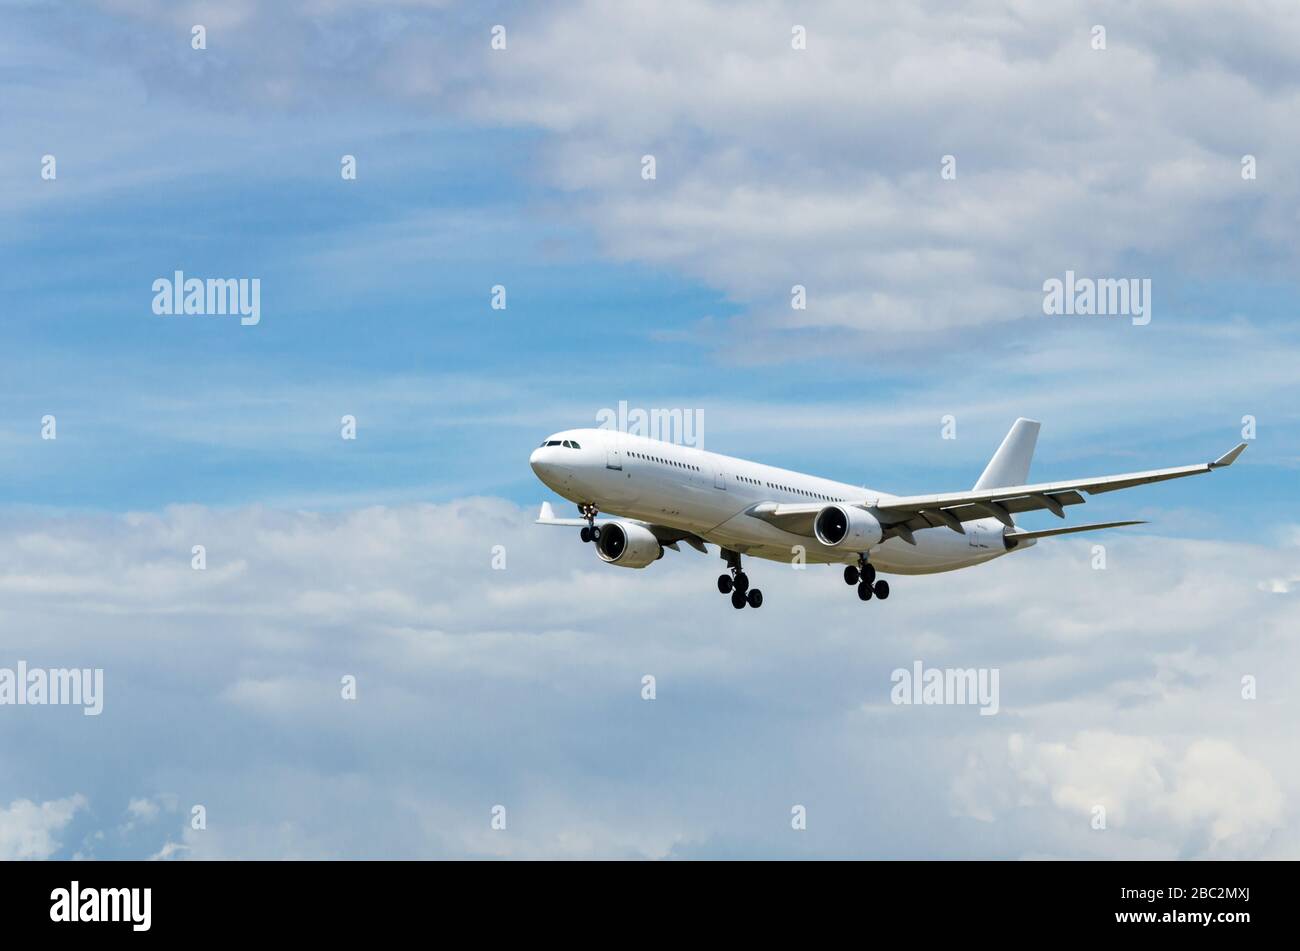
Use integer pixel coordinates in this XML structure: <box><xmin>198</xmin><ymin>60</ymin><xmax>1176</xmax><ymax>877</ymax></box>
<box><xmin>539</xmin><ymin>501</ymin><xmax>556</xmax><ymax>521</ymax></box>
<box><xmin>1210</xmin><ymin>443</ymin><xmax>1247</xmax><ymax>469</ymax></box>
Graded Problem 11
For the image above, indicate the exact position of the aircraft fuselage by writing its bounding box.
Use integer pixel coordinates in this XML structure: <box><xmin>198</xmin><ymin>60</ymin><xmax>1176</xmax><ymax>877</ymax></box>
<box><xmin>529</xmin><ymin>428</ymin><xmax>1012</xmax><ymax>574</ymax></box>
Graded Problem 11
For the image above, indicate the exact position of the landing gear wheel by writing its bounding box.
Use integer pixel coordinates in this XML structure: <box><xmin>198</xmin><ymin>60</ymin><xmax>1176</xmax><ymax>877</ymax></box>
<box><xmin>857</xmin><ymin>580</ymin><xmax>874</xmax><ymax>601</ymax></box>
<box><xmin>843</xmin><ymin>565</ymin><xmax>859</xmax><ymax>585</ymax></box>
<box><xmin>859</xmin><ymin>562</ymin><xmax>876</xmax><ymax>586</ymax></box>
<box><xmin>721</xmin><ymin>552</ymin><xmax>755</xmax><ymax>604</ymax></box>
<box><xmin>578</xmin><ymin>504</ymin><xmax>600</xmax><ymax>544</ymax></box>
<box><xmin>873</xmin><ymin>579</ymin><xmax>890</xmax><ymax>600</ymax></box>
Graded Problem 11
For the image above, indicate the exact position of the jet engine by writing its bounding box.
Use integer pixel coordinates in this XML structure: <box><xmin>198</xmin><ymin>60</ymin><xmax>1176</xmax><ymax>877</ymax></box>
<box><xmin>813</xmin><ymin>504</ymin><xmax>884</xmax><ymax>551</ymax></box>
<box><xmin>595</xmin><ymin>522</ymin><xmax>664</xmax><ymax>568</ymax></box>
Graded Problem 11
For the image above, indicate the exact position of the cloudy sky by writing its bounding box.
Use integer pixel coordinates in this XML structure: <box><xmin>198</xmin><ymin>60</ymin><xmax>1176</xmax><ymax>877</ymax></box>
<box><xmin>1</xmin><ymin>0</ymin><xmax>1297</xmax><ymax>859</ymax></box>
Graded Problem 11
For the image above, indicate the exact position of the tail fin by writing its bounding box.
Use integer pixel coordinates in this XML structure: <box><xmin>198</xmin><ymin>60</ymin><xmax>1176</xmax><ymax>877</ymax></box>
<box><xmin>974</xmin><ymin>418</ymin><xmax>1040</xmax><ymax>490</ymax></box>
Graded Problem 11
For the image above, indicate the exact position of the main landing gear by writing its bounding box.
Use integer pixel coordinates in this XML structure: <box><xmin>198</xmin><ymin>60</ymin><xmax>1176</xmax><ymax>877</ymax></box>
<box><xmin>717</xmin><ymin>551</ymin><xmax>763</xmax><ymax>609</ymax></box>
<box><xmin>843</xmin><ymin>555</ymin><xmax>889</xmax><ymax>602</ymax></box>
<box><xmin>577</xmin><ymin>504</ymin><xmax>601</xmax><ymax>543</ymax></box>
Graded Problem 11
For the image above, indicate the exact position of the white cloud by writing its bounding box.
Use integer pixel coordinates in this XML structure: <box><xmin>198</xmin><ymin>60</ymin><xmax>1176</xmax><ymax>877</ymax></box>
<box><xmin>0</xmin><ymin>498</ymin><xmax>1296</xmax><ymax>858</ymax></box>
<box><xmin>2</xmin><ymin>1</ymin><xmax>1297</xmax><ymax>859</ymax></box>
<box><xmin>150</xmin><ymin>840</ymin><xmax>190</xmax><ymax>861</ymax></box>
<box><xmin>10</xmin><ymin>1</ymin><xmax>1300</xmax><ymax>357</ymax></box>
<box><xmin>0</xmin><ymin>794</ymin><xmax>88</xmax><ymax>860</ymax></box>
<box><xmin>456</xmin><ymin>0</ymin><xmax>1300</xmax><ymax>350</ymax></box>
<box><xmin>954</xmin><ymin>732</ymin><xmax>1286</xmax><ymax>858</ymax></box>
<box><xmin>126</xmin><ymin>796</ymin><xmax>161</xmax><ymax>822</ymax></box>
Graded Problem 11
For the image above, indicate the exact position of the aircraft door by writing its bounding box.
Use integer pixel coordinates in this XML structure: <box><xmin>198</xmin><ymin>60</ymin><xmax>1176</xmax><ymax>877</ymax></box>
<box><xmin>968</xmin><ymin>522</ymin><xmax>995</xmax><ymax>549</ymax></box>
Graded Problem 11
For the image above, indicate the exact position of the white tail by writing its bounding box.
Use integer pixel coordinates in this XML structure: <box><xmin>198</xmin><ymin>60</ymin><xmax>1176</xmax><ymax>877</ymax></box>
<box><xmin>974</xmin><ymin>418</ymin><xmax>1040</xmax><ymax>490</ymax></box>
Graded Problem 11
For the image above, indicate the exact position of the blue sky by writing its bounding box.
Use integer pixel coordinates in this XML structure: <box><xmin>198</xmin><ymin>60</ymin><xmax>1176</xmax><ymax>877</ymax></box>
<box><xmin>1</xmin><ymin>0</ymin><xmax>1298</xmax><ymax>860</ymax></box>
<box><xmin>3</xmin><ymin>1</ymin><xmax>1296</xmax><ymax>521</ymax></box>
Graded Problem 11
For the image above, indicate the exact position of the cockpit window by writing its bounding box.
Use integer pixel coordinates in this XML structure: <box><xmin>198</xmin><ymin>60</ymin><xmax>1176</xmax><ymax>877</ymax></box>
<box><xmin>546</xmin><ymin>440</ymin><xmax>562</xmax><ymax>447</ymax></box>
<box><xmin>562</xmin><ymin>440</ymin><xmax>573</xmax><ymax>448</ymax></box>
<box><xmin>569</xmin><ymin>441</ymin><xmax>580</xmax><ymax>449</ymax></box>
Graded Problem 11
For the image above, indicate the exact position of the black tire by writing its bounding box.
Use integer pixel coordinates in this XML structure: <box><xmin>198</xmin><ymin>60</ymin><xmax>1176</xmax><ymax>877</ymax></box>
<box><xmin>857</xmin><ymin>580</ymin><xmax>874</xmax><ymax>601</ymax></box>
<box><xmin>717</xmin><ymin>573</ymin><xmax>733</xmax><ymax>594</ymax></box>
<box><xmin>860</xmin><ymin>563</ymin><xmax>876</xmax><ymax>585</ymax></box>
<box><xmin>873</xmin><ymin>579</ymin><xmax>890</xmax><ymax>600</ymax></box>
<box><xmin>731</xmin><ymin>589</ymin><xmax>747</xmax><ymax>609</ymax></box>
<box><xmin>843</xmin><ymin>565</ymin><xmax>859</xmax><ymax>585</ymax></box>
<box><xmin>747</xmin><ymin>588</ymin><xmax>763</xmax><ymax>609</ymax></box>
<box><xmin>580</xmin><ymin>526</ymin><xmax>591</xmax><ymax>543</ymax></box>
<box><xmin>733</xmin><ymin>571</ymin><xmax>749</xmax><ymax>594</ymax></box>
<box><xmin>590</xmin><ymin>526</ymin><xmax>601</xmax><ymax>542</ymax></box>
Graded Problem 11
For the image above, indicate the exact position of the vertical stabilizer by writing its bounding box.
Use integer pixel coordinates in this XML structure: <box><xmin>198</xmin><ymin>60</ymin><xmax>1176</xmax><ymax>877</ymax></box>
<box><xmin>974</xmin><ymin>418</ymin><xmax>1040</xmax><ymax>490</ymax></box>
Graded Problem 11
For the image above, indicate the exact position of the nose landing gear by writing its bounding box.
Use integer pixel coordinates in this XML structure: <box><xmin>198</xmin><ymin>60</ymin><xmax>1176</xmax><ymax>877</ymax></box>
<box><xmin>578</xmin><ymin>504</ymin><xmax>601</xmax><ymax>543</ymax></box>
<box><xmin>718</xmin><ymin>551</ymin><xmax>762</xmax><ymax>608</ymax></box>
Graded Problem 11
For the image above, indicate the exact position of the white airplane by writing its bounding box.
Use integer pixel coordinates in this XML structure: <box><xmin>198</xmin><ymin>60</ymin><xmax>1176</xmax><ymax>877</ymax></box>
<box><xmin>529</xmin><ymin>419</ymin><xmax>1246</xmax><ymax>609</ymax></box>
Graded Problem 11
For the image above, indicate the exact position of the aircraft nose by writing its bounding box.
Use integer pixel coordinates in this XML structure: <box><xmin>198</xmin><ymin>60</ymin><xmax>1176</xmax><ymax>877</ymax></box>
<box><xmin>529</xmin><ymin>446</ymin><xmax>560</xmax><ymax>482</ymax></box>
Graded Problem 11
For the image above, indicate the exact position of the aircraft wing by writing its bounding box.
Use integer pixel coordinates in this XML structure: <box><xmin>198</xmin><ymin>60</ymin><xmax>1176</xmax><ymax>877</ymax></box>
<box><xmin>744</xmin><ymin>501</ymin><xmax>825</xmax><ymax>536</ymax></box>
<box><xmin>535</xmin><ymin>502</ymin><xmax>709</xmax><ymax>552</ymax></box>
<box><xmin>874</xmin><ymin>442</ymin><xmax>1246</xmax><ymax>533</ymax></box>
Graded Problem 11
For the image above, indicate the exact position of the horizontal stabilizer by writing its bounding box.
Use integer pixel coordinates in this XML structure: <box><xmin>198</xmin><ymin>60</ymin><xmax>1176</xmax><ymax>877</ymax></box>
<box><xmin>1005</xmin><ymin>519</ymin><xmax>1145</xmax><ymax>542</ymax></box>
<box><xmin>536</xmin><ymin>501</ymin><xmax>598</xmax><ymax>527</ymax></box>
<box><xmin>534</xmin><ymin>502</ymin><xmax>709</xmax><ymax>552</ymax></box>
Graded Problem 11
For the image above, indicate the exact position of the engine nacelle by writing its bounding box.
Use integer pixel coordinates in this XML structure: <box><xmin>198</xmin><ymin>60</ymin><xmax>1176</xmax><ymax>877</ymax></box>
<box><xmin>595</xmin><ymin>521</ymin><xmax>663</xmax><ymax>568</ymax></box>
<box><xmin>813</xmin><ymin>504</ymin><xmax>884</xmax><ymax>552</ymax></box>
